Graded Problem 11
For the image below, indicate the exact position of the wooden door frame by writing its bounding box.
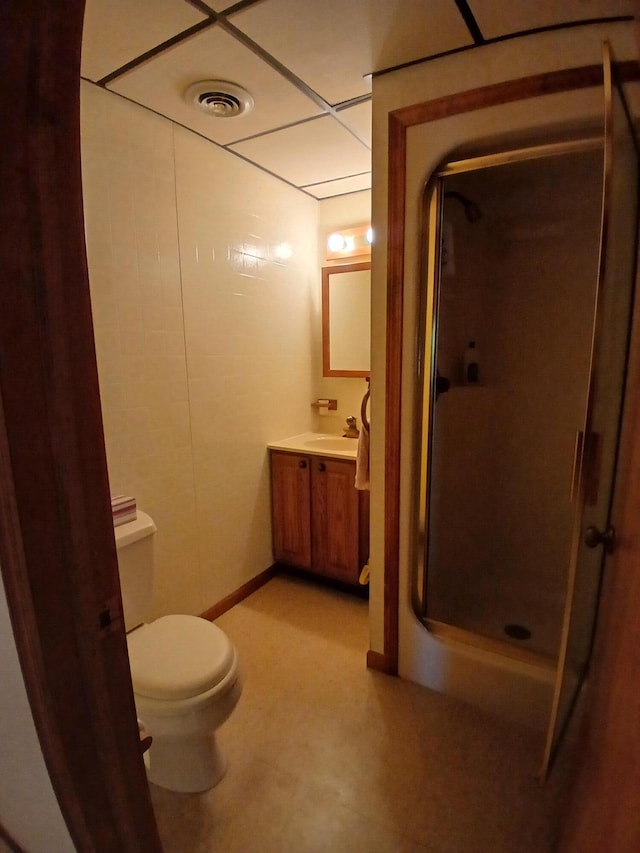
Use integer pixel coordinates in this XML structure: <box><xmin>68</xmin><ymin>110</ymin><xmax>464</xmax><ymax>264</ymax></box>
<box><xmin>381</xmin><ymin>61</ymin><xmax>640</xmax><ymax>674</ymax></box>
<box><xmin>0</xmin><ymin>3</ymin><xmax>161</xmax><ymax>850</ymax></box>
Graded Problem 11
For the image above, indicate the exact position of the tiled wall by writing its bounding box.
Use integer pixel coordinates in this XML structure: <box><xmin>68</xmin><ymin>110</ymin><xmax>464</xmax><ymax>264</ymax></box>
<box><xmin>81</xmin><ymin>82</ymin><xmax>318</xmax><ymax>618</ymax></box>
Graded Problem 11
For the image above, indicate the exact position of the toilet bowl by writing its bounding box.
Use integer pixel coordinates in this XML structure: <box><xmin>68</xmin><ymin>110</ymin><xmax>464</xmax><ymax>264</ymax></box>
<box><xmin>115</xmin><ymin>512</ymin><xmax>242</xmax><ymax>792</ymax></box>
<box><xmin>127</xmin><ymin>614</ymin><xmax>242</xmax><ymax>792</ymax></box>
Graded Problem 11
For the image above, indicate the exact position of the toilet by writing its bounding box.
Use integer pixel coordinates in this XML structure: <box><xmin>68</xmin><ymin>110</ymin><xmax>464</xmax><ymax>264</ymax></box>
<box><xmin>114</xmin><ymin>511</ymin><xmax>242</xmax><ymax>793</ymax></box>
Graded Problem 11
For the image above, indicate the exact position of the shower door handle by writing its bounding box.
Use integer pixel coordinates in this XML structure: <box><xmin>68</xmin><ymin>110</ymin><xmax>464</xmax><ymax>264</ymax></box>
<box><xmin>435</xmin><ymin>372</ymin><xmax>450</xmax><ymax>400</ymax></box>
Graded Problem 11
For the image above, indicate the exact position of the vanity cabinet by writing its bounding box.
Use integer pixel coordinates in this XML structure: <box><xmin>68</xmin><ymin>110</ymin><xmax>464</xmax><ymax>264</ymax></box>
<box><xmin>269</xmin><ymin>450</ymin><xmax>369</xmax><ymax>586</ymax></box>
<box><xmin>270</xmin><ymin>451</ymin><xmax>312</xmax><ymax>569</ymax></box>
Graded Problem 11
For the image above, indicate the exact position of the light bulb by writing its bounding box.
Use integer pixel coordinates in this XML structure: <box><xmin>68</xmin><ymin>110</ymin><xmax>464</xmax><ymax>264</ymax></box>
<box><xmin>274</xmin><ymin>242</ymin><xmax>293</xmax><ymax>260</ymax></box>
<box><xmin>328</xmin><ymin>232</ymin><xmax>346</xmax><ymax>252</ymax></box>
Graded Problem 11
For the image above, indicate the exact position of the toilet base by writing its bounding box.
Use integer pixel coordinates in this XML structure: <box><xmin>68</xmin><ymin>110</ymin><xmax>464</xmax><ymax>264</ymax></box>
<box><xmin>146</xmin><ymin>732</ymin><xmax>227</xmax><ymax>793</ymax></box>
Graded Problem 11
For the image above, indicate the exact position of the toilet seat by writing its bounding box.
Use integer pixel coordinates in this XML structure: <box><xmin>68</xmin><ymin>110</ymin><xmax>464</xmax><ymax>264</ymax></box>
<box><xmin>127</xmin><ymin>615</ymin><xmax>235</xmax><ymax>701</ymax></box>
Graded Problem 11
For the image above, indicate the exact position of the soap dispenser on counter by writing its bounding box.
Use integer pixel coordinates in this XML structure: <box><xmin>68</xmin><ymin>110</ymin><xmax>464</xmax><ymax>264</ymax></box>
<box><xmin>463</xmin><ymin>340</ymin><xmax>479</xmax><ymax>384</ymax></box>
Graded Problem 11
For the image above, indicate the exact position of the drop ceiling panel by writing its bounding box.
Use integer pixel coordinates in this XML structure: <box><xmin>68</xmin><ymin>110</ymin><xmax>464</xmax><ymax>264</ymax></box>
<box><xmin>303</xmin><ymin>173</ymin><xmax>372</xmax><ymax>199</ymax></box>
<box><xmin>206</xmin><ymin>0</ymin><xmax>264</xmax><ymax>10</ymax></box>
<box><xmin>110</xmin><ymin>25</ymin><xmax>322</xmax><ymax>146</ymax></box>
<box><xmin>206</xmin><ymin>1</ymin><xmax>239</xmax><ymax>10</ymax></box>
<box><xmin>81</xmin><ymin>0</ymin><xmax>207</xmax><ymax>82</ymax></box>
<box><xmin>229</xmin><ymin>117</ymin><xmax>371</xmax><ymax>187</ymax></box>
<box><xmin>231</xmin><ymin>0</ymin><xmax>474</xmax><ymax>105</ymax></box>
<box><xmin>470</xmin><ymin>0</ymin><xmax>634</xmax><ymax>39</ymax></box>
<box><xmin>337</xmin><ymin>101</ymin><xmax>372</xmax><ymax>148</ymax></box>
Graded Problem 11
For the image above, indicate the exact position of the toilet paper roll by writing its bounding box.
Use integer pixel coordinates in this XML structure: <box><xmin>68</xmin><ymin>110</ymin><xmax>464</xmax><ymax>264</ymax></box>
<box><xmin>318</xmin><ymin>398</ymin><xmax>329</xmax><ymax>416</ymax></box>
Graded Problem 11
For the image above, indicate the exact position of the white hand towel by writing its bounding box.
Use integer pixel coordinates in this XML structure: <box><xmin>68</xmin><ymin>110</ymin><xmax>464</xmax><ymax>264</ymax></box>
<box><xmin>355</xmin><ymin>423</ymin><xmax>370</xmax><ymax>490</ymax></box>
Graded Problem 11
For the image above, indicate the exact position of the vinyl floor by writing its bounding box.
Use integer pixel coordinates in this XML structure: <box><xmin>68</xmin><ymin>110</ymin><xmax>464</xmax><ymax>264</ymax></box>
<box><xmin>149</xmin><ymin>573</ymin><xmax>574</xmax><ymax>852</ymax></box>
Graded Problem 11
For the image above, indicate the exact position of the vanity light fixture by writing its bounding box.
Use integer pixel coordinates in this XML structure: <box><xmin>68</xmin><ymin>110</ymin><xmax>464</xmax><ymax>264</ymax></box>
<box><xmin>325</xmin><ymin>224</ymin><xmax>372</xmax><ymax>261</ymax></box>
<box><xmin>328</xmin><ymin>232</ymin><xmax>347</xmax><ymax>253</ymax></box>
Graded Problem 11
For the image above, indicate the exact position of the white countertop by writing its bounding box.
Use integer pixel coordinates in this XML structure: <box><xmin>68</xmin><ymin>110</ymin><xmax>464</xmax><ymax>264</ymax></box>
<box><xmin>267</xmin><ymin>432</ymin><xmax>358</xmax><ymax>460</ymax></box>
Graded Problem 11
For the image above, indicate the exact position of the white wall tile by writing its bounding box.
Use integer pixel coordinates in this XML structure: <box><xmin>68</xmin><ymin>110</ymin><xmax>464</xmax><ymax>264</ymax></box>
<box><xmin>173</xmin><ymin>124</ymin><xmax>318</xmax><ymax>606</ymax></box>
<box><xmin>81</xmin><ymin>81</ymin><xmax>319</xmax><ymax>618</ymax></box>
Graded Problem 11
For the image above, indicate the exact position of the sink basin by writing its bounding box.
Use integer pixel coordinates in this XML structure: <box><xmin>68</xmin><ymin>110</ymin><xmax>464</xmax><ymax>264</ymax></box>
<box><xmin>268</xmin><ymin>432</ymin><xmax>359</xmax><ymax>458</ymax></box>
<box><xmin>304</xmin><ymin>436</ymin><xmax>357</xmax><ymax>453</ymax></box>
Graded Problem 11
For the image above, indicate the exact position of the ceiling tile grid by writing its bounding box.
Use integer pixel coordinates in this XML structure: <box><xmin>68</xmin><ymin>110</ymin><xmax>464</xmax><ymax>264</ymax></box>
<box><xmin>335</xmin><ymin>101</ymin><xmax>373</xmax><ymax>149</ymax></box>
<box><xmin>109</xmin><ymin>25</ymin><xmax>323</xmax><ymax>146</ymax></box>
<box><xmin>82</xmin><ymin>0</ymin><xmax>635</xmax><ymax>198</ymax></box>
<box><xmin>230</xmin><ymin>0</ymin><xmax>474</xmax><ymax>105</ymax></box>
<box><xmin>303</xmin><ymin>173</ymin><xmax>372</xmax><ymax>200</ymax></box>
<box><xmin>229</xmin><ymin>115</ymin><xmax>372</xmax><ymax>187</ymax></box>
<box><xmin>469</xmin><ymin>0</ymin><xmax>635</xmax><ymax>40</ymax></box>
<box><xmin>81</xmin><ymin>0</ymin><xmax>207</xmax><ymax>82</ymax></box>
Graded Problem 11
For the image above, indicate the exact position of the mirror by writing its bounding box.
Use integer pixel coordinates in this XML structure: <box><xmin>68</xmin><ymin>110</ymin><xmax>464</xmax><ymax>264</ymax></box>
<box><xmin>321</xmin><ymin>262</ymin><xmax>371</xmax><ymax>377</ymax></box>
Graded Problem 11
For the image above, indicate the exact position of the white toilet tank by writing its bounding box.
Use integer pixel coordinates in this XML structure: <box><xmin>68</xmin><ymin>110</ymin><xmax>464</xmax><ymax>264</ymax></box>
<box><xmin>114</xmin><ymin>510</ymin><xmax>156</xmax><ymax>631</ymax></box>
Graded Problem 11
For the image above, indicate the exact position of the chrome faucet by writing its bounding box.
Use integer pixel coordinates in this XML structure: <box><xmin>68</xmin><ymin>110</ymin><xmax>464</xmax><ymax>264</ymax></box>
<box><xmin>343</xmin><ymin>416</ymin><xmax>360</xmax><ymax>438</ymax></box>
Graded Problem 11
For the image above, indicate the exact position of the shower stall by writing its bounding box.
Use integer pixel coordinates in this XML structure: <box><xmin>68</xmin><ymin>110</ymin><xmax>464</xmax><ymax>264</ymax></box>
<box><xmin>419</xmin><ymin>148</ymin><xmax>602</xmax><ymax>660</ymax></box>
<box><xmin>412</xmin><ymin>55</ymin><xmax>638</xmax><ymax>777</ymax></box>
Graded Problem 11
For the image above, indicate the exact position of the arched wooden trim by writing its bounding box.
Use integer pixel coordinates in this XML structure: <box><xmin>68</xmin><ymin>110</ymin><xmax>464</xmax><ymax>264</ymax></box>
<box><xmin>0</xmin><ymin>3</ymin><xmax>161</xmax><ymax>850</ymax></box>
<box><xmin>382</xmin><ymin>60</ymin><xmax>640</xmax><ymax>674</ymax></box>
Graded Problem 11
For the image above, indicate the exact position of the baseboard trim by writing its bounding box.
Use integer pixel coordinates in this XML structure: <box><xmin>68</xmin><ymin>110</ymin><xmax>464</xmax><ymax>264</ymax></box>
<box><xmin>366</xmin><ymin>649</ymin><xmax>397</xmax><ymax>675</ymax></box>
<box><xmin>200</xmin><ymin>565</ymin><xmax>278</xmax><ymax>622</ymax></box>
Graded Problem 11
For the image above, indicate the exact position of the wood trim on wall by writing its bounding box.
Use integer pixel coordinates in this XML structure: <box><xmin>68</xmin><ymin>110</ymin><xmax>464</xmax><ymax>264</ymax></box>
<box><xmin>0</xmin><ymin>3</ymin><xmax>161</xmax><ymax>851</ymax></box>
<box><xmin>382</xmin><ymin>61</ymin><xmax>640</xmax><ymax>675</ymax></box>
<box><xmin>382</xmin><ymin>112</ymin><xmax>408</xmax><ymax>675</ymax></box>
<box><xmin>389</xmin><ymin>61</ymin><xmax>640</xmax><ymax>130</ymax></box>
<box><xmin>366</xmin><ymin>649</ymin><xmax>397</xmax><ymax>674</ymax></box>
<box><xmin>201</xmin><ymin>565</ymin><xmax>279</xmax><ymax>621</ymax></box>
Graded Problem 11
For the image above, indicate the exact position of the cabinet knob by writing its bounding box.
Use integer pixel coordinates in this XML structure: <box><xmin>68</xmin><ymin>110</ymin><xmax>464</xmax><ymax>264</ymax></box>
<box><xmin>298</xmin><ymin>460</ymin><xmax>307</xmax><ymax>469</ymax></box>
<box><xmin>318</xmin><ymin>462</ymin><xmax>326</xmax><ymax>472</ymax></box>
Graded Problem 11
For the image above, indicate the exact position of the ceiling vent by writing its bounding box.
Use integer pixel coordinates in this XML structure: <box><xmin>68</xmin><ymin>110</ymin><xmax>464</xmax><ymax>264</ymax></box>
<box><xmin>185</xmin><ymin>81</ymin><xmax>254</xmax><ymax>118</ymax></box>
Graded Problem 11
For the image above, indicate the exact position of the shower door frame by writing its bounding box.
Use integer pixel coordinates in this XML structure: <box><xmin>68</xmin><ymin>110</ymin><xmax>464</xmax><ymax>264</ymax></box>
<box><xmin>414</xmin><ymin>136</ymin><xmax>604</xmax><ymax>659</ymax></box>
<box><xmin>541</xmin><ymin>42</ymin><xmax>640</xmax><ymax>780</ymax></box>
<box><xmin>379</xmin><ymin>59</ymin><xmax>640</xmax><ymax>679</ymax></box>
<box><xmin>406</xmin><ymin>51</ymin><xmax>638</xmax><ymax>780</ymax></box>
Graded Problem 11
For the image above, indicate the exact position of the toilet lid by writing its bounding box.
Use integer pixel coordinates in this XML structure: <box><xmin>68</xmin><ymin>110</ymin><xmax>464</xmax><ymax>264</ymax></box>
<box><xmin>127</xmin><ymin>615</ymin><xmax>235</xmax><ymax>701</ymax></box>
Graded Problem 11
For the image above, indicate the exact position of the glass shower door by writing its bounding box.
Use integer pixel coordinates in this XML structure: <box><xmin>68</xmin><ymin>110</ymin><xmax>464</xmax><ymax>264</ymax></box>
<box><xmin>540</xmin><ymin>42</ymin><xmax>640</xmax><ymax>779</ymax></box>
<box><xmin>417</xmin><ymin>141</ymin><xmax>604</xmax><ymax>659</ymax></box>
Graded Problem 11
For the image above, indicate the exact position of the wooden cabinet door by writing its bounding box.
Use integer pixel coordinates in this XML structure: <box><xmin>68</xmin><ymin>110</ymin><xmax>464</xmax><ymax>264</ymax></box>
<box><xmin>311</xmin><ymin>457</ymin><xmax>360</xmax><ymax>584</ymax></box>
<box><xmin>270</xmin><ymin>451</ymin><xmax>311</xmax><ymax>568</ymax></box>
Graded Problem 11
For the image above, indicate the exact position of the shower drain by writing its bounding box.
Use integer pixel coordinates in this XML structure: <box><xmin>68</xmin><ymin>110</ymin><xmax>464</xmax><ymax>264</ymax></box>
<box><xmin>504</xmin><ymin>623</ymin><xmax>532</xmax><ymax>641</ymax></box>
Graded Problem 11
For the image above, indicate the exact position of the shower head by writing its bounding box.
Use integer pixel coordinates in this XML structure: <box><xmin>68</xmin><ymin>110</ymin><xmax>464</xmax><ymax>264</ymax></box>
<box><xmin>444</xmin><ymin>191</ymin><xmax>482</xmax><ymax>223</ymax></box>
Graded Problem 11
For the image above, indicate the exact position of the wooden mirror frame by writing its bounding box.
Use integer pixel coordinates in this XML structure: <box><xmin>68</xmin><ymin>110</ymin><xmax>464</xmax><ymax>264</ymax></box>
<box><xmin>321</xmin><ymin>261</ymin><xmax>371</xmax><ymax>378</ymax></box>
